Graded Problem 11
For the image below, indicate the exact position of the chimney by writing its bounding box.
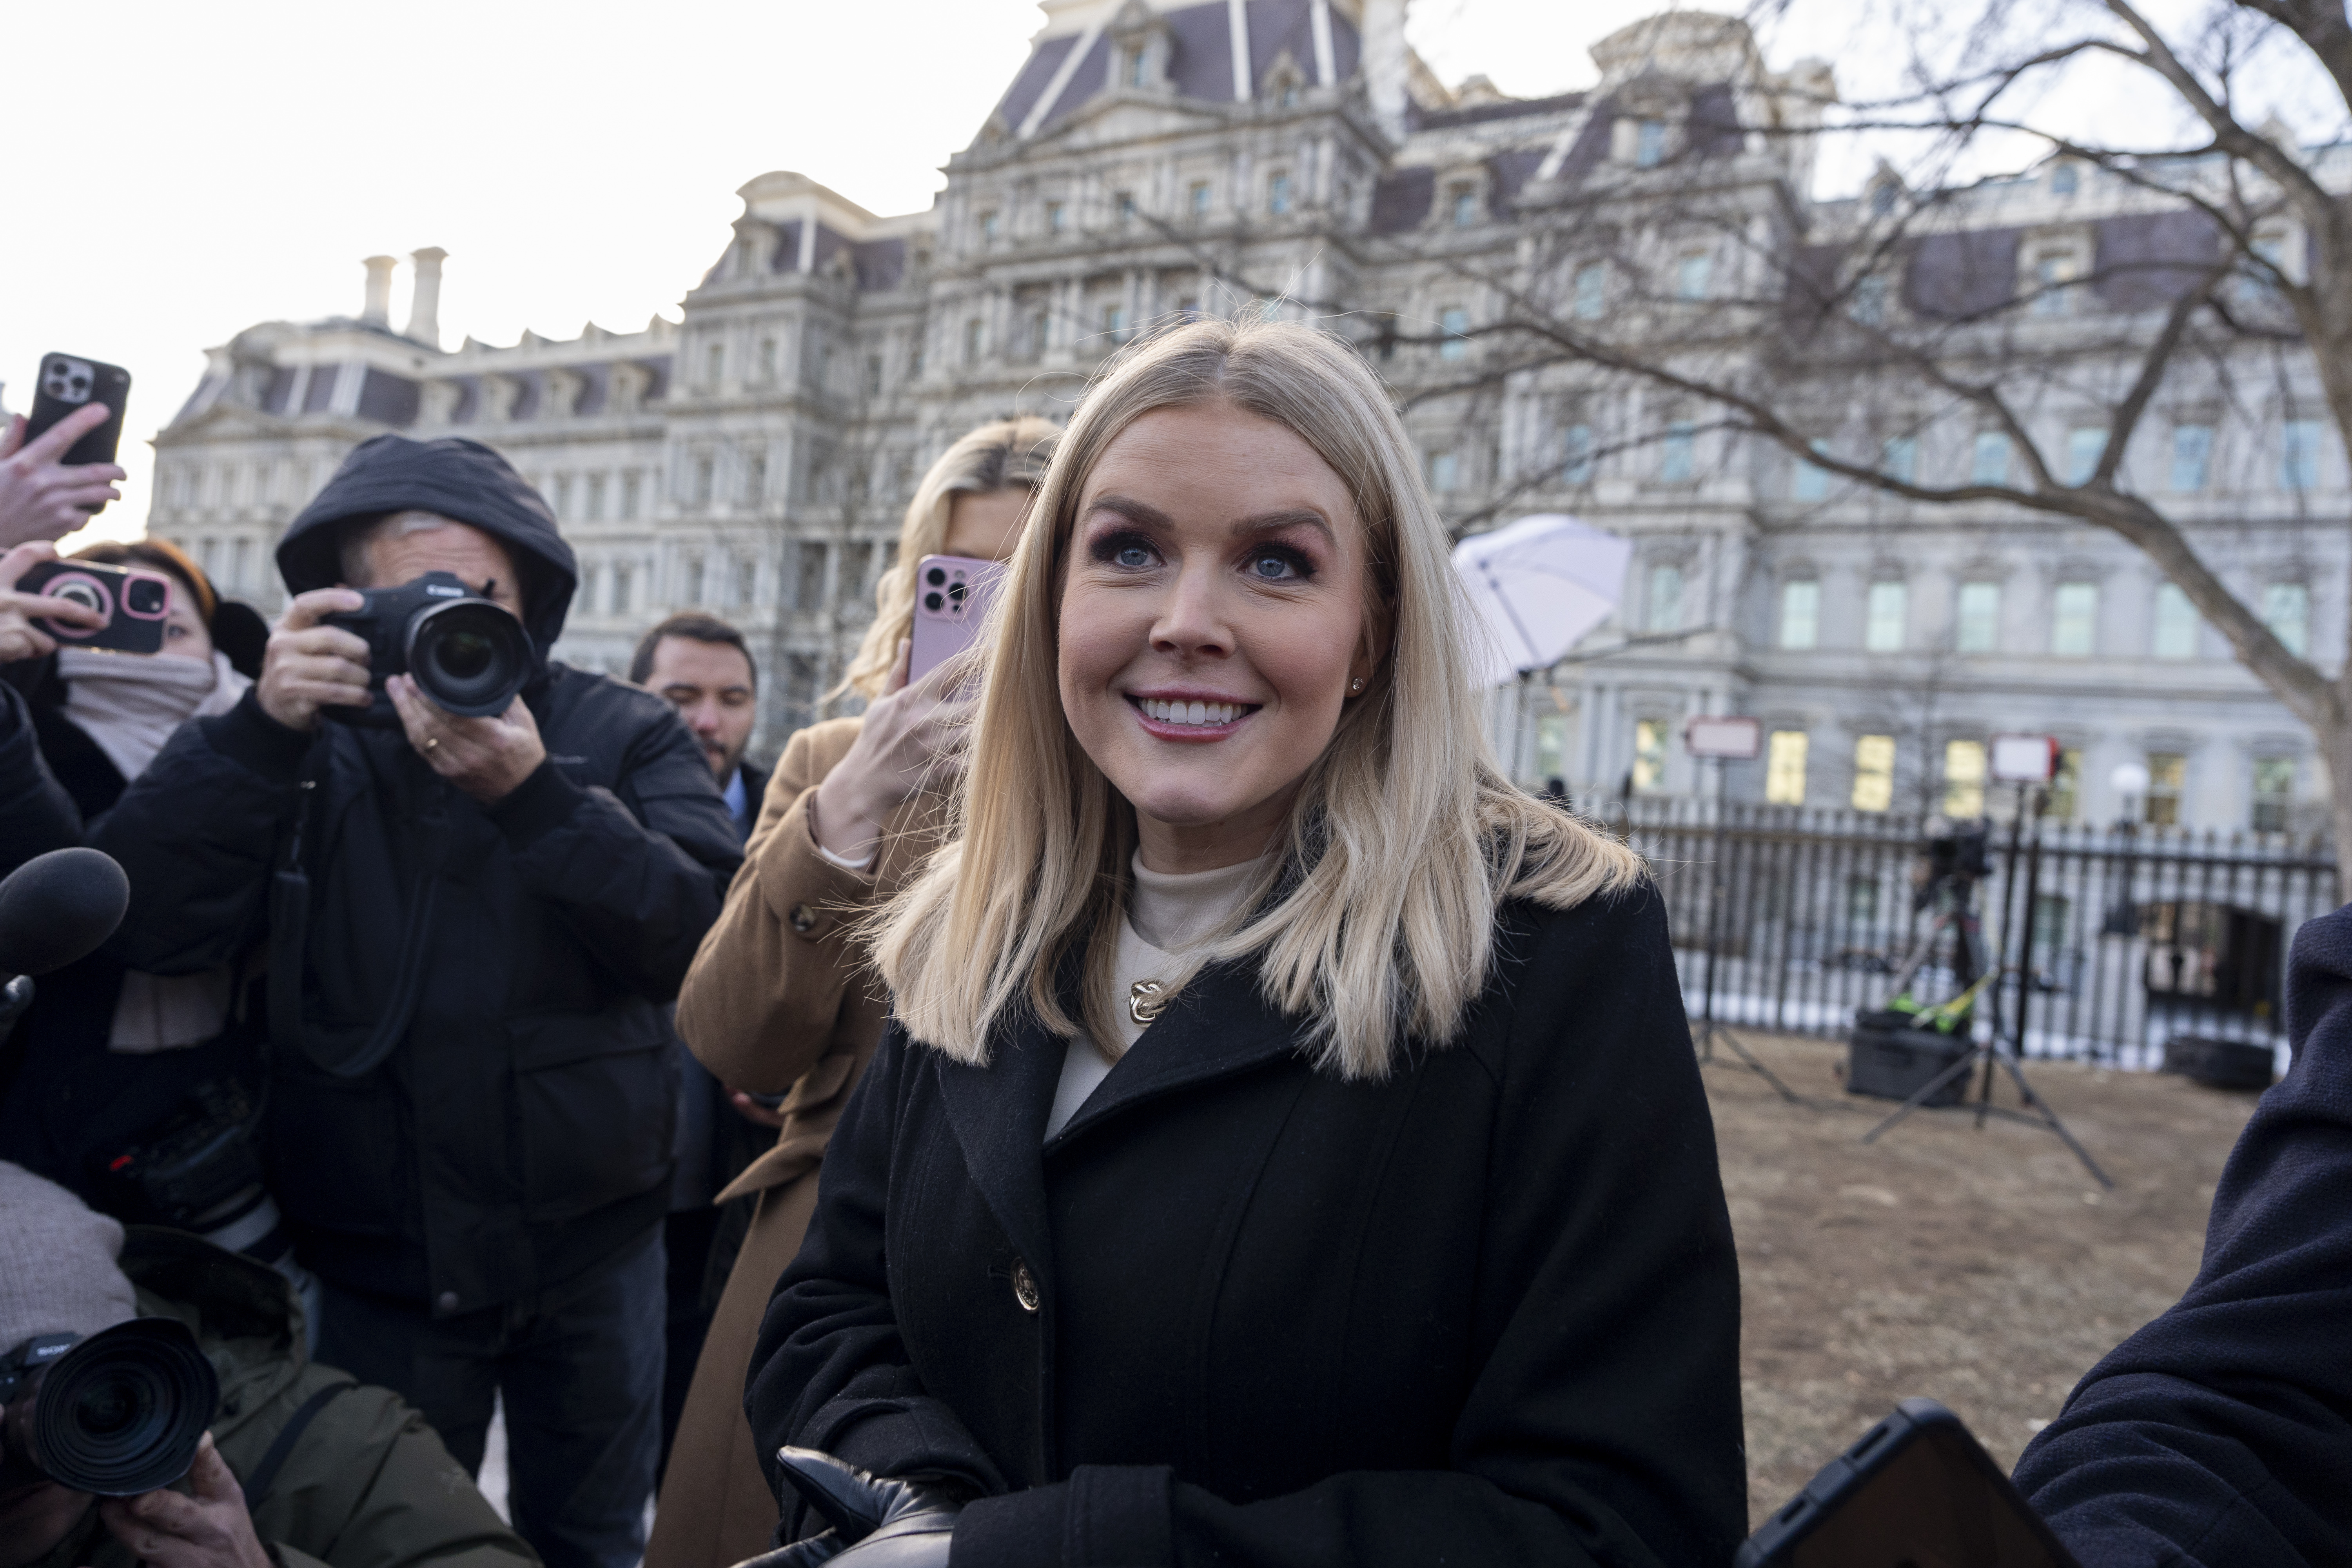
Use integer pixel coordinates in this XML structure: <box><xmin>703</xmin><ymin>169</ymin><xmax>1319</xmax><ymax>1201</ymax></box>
<box><xmin>360</xmin><ymin>255</ymin><xmax>397</xmax><ymax>327</ymax></box>
<box><xmin>405</xmin><ymin>247</ymin><xmax>448</xmax><ymax>348</ymax></box>
<box><xmin>1363</xmin><ymin>0</ymin><xmax>1409</xmax><ymax>143</ymax></box>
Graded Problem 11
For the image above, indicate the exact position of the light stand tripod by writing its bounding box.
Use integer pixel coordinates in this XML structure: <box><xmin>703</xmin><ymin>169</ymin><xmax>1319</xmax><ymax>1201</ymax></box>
<box><xmin>1860</xmin><ymin>784</ymin><xmax>2113</xmax><ymax>1187</ymax></box>
<box><xmin>1691</xmin><ymin>756</ymin><xmax>1808</xmax><ymax>1105</ymax></box>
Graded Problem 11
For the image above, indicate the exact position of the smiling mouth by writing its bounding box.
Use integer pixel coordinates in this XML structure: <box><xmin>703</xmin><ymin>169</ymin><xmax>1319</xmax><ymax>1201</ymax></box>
<box><xmin>1128</xmin><ymin>695</ymin><xmax>1261</xmax><ymax>733</ymax></box>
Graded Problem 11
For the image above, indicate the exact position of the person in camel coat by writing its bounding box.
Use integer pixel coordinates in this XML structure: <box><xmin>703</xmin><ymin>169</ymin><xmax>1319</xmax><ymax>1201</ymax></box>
<box><xmin>644</xmin><ymin>417</ymin><xmax>1056</xmax><ymax>1568</ymax></box>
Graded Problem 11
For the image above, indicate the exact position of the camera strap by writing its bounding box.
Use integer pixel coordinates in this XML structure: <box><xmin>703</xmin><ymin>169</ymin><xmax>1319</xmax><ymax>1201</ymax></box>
<box><xmin>238</xmin><ymin>1378</ymin><xmax>356</xmax><ymax>1511</ymax></box>
<box><xmin>268</xmin><ymin>742</ymin><xmax>452</xmax><ymax>1078</ymax></box>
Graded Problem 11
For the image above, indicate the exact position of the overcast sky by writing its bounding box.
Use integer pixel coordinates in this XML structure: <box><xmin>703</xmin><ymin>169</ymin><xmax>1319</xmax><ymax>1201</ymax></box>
<box><xmin>4</xmin><ymin>0</ymin><xmax>2323</xmax><ymax>549</ymax></box>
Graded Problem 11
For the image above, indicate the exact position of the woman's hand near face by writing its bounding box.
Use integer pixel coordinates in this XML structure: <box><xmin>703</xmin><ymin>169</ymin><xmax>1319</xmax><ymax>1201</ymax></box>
<box><xmin>810</xmin><ymin>640</ymin><xmax>972</xmax><ymax>863</ymax></box>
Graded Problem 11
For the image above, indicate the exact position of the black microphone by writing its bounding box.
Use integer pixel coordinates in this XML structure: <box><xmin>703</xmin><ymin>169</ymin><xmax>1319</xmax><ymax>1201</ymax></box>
<box><xmin>0</xmin><ymin>847</ymin><xmax>130</xmax><ymax>979</ymax></box>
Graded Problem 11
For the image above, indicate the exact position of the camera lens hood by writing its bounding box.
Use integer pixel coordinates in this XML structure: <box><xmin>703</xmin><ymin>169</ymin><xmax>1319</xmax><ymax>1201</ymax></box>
<box><xmin>403</xmin><ymin>597</ymin><xmax>533</xmax><ymax>718</ymax></box>
<box><xmin>29</xmin><ymin>1318</ymin><xmax>218</xmax><ymax>1496</ymax></box>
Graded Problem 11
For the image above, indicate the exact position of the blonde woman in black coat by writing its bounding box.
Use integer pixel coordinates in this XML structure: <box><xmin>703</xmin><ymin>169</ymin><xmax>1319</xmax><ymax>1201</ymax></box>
<box><xmin>744</xmin><ymin>317</ymin><xmax>1746</xmax><ymax>1568</ymax></box>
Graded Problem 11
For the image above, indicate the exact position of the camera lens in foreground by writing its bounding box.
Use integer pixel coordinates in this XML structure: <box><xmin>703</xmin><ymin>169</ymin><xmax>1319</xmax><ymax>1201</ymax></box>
<box><xmin>407</xmin><ymin>599</ymin><xmax>532</xmax><ymax>717</ymax></box>
<box><xmin>31</xmin><ymin>1319</ymin><xmax>218</xmax><ymax>1495</ymax></box>
<box><xmin>124</xmin><ymin>578</ymin><xmax>168</xmax><ymax>616</ymax></box>
<box><xmin>924</xmin><ymin>592</ymin><xmax>945</xmax><ymax>612</ymax></box>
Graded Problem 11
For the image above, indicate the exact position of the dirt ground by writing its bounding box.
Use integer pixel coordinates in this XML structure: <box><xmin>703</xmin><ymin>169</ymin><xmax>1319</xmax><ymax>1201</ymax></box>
<box><xmin>1707</xmin><ymin>1029</ymin><xmax>2262</xmax><ymax>1525</ymax></box>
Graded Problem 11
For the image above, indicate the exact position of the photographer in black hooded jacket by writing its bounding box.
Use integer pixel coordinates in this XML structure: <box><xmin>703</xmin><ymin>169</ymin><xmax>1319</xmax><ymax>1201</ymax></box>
<box><xmin>92</xmin><ymin>435</ymin><xmax>741</xmax><ymax>1568</ymax></box>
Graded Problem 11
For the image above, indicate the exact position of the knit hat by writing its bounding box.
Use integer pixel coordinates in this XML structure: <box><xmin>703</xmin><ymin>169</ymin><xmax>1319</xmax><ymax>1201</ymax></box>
<box><xmin>0</xmin><ymin>1163</ymin><xmax>139</xmax><ymax>1354</ymax></box>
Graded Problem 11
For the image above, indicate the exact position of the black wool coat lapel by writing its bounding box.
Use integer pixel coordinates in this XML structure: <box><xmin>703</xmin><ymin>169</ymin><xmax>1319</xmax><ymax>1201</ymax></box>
<box><xmin>933</xmin><ymin>962</ymin><xmax>1304</xmax><ymax>1290</ymax></box>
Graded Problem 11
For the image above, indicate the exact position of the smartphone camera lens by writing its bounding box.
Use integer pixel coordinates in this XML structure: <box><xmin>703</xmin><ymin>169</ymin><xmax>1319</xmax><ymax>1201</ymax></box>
<box><xmin>124</xmin><ymin>579</ymin><xmax>167</xmax><ymax>616</ymax></box>
<box><xmin>926</xmin><ymin>567</ymin><xmax>948</xmax><ymax>587</ymax></box>
<box><xmin>947</xmin><ymin>582</ymin><xmax>966</xmax><ymax>604</ymax></box>
<box><xmin>924</xmin><ymin>592</ymin><xmax>945</xmax><ymax>612</ymax></box>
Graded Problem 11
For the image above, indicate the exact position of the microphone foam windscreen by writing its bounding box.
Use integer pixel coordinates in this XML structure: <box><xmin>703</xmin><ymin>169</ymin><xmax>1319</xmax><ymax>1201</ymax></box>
<box><xmin>0</xmin><ymin>847</ymin><xmax>131</xmax><ymax>977</ymax></box>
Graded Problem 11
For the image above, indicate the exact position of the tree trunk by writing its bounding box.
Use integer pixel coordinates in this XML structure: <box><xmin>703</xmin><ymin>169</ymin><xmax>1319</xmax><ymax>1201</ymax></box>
<box><xmin>2323</xmin><ymin>722</ymin><xmax>2352</xmax><ymax>891</ymax></box>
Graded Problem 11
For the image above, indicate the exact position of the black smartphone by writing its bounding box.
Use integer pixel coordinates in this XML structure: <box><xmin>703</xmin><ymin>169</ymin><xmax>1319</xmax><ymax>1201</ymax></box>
<box><xmin>14</xmin><ymin>559</ymin><xmax>171</xmax><ymax>656</ymax></box>
<box><xmin>1737</xmin><ymin>1399</ymin><xmax>2082</xmax><ymax>1568</ymax></box>
<box><xmin>25</xmin><ymin>354</ymin><xmax>131</xmax><ymax>507</ymax></box>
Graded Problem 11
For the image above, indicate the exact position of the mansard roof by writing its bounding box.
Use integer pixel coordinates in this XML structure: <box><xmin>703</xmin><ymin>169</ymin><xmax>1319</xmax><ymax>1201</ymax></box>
<box><xmin>993</xmin><ymin>0</ymin><xmax>1364</xmax><ymax>137</ymax></box>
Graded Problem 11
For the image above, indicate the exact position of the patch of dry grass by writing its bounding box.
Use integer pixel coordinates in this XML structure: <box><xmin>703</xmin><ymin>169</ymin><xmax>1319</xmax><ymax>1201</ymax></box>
<box><xmin>1707</xmin><ymin>1030</ymin><xmax>2260</xmax><ymax>1524</ymax></box>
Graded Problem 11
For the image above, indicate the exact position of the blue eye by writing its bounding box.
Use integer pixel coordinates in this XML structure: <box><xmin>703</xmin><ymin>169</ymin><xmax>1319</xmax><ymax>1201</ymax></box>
<box><xmin>1114</xmin><ymin>543</ymin><xmax>1154</xmax><ymax>569</ymax></box>
<box><xmin>1249</xmin><ymin>550</ymin><xmax>1305</xmax><ymax>581</ymax></box>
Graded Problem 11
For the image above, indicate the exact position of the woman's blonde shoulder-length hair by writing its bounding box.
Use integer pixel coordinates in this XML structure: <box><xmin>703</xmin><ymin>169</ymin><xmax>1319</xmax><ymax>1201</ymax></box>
<box><xmin>834</xmin><ymin>415</ymin><xmax>1060</xmax><ymax>702</ymax></box>
<box><xmin>872</xmin><ymin>314</ymin><xmax>1644</xmax><ymax>1080</ymax></box>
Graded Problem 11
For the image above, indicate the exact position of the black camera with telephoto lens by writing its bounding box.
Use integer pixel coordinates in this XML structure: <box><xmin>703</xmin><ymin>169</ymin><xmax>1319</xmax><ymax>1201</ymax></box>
<box><xmin>0</xmin><ymin>1321</ymin><xmax>219</xmax><ymax>1496</ymax></box>
<box><xmin>320</xmin><ymin>570</ymin><xmax>534</xmax><ymax>726</ymax></box>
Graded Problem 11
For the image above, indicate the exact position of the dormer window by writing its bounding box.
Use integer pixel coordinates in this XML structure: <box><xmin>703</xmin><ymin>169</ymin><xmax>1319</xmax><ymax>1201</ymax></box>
<box><xmin>1448</xmin><ymin>183</ymin><xmax>1479</xmax><ymax>228</ymax></box>
<box><xmin>1850</xmin><ymin>274</ymin><xmax>1888</xmax><ymax>326</ymax></box>
<box><xmin>2049</xmin><ymin>162</ymin><xmax>2080</xmax><ymax>196</ymax></box>
<box><xmin>1635</xmin><ymin>120</ymin><xmax>1668</xmax><ymax>167</ymax></box>
<box><xmin>1108</xmin><ymin>15</ymin><xmax>1170</xmax><ymax>93</ymax></box>
<box><xmin>1675</xmin><ymin>251</ymin><xmax>1713</xmax><ymax>300</ymax></box>
<box><xmin>1281</xmin><ymin>80</ymin><xmax>1301</xmax><ymax>109</ymax></box>
<box><xmin>1869</xmin><ymin>180</ymin><xmax>1899</xmax><ymax>217</ymax></box>
<box><xmin>2031</xmin><ymin>248</ymin><xmax>2079</xmax><ymax>316</ymax></box>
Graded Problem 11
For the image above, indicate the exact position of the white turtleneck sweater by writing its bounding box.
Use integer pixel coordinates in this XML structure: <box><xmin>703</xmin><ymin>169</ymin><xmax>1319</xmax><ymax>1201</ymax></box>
<box><xmin>1043</xmin><ymin>851</ymin><xmax>1267</xmax><ymax>1140</ymax></box>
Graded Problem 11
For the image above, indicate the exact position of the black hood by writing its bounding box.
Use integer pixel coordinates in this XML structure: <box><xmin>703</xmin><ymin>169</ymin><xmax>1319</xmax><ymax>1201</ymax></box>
<box><xmin>278</xmin><ymin>435</ymin><xmax>576</xmax><ymax>653</ymax></box>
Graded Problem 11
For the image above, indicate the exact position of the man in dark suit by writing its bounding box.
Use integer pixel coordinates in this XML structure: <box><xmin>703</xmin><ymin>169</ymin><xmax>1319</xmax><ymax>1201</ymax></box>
<box><xmin>631</xmin><ymin>613</ymin><xmax>772</xmax><ymax>1477</ymax></box>
<box><xmin>2014</xmin><ymin>901</ymin><xmax>2352</xmax><ymax>1566</ymax></box>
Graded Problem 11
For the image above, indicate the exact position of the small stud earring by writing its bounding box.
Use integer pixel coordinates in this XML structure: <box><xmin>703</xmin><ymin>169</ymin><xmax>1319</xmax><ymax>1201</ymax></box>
<box><xmin>1349</xmin><ymin>676</ymin><xmax>1365</xmax><ymax>693</ymax></box>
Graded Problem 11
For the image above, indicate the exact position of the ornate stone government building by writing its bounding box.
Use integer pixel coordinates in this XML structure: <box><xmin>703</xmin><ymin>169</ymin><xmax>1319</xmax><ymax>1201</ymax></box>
<box><xmin>146</xmin><ymin>0</ymin><xmax>2345</xmax><ymax>833</ymax></box>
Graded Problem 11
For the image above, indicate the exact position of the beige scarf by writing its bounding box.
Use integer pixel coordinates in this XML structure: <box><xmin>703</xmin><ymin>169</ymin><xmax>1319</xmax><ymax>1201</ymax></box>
<box><xmin>56</xmin><ymin>648</ymin><xmax>253</xmax><ymax>1052</ymax></box>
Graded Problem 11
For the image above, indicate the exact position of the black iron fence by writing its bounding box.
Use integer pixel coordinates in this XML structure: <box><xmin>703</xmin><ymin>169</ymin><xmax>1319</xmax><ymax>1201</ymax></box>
<box><xmin>1601</xmin><ymin>798</ymin><xmax>2339</xmax><ymax>1069</ymax></box>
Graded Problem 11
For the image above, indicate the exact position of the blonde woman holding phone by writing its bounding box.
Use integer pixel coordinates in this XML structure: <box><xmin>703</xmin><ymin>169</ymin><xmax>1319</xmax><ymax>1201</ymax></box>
<box><xmin>744</xmin><ymin>319</ymin><xmax>1745</xmax><ymax>1568</ymax></box>
<box><xmin>648</xmin><ymin>417</ymin><xmax>1056</xmax><ymax>1568</ymax></box>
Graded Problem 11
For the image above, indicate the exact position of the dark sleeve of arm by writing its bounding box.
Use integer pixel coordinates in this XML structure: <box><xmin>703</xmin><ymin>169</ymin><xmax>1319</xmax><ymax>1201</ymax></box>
<box><xmin>92</xmin><ymin>688</ymin><xmax>309</xmax><ymax>975</ymax></box>
<box><xmin>0</xmin><ymin>680</ymin><xmax>82</xmax><ymax>875</ymax></box>
<box><xmin>486</xmin><ymin>703</ymin><xmax>742</xmax><ymax>1002</ymax></box>
<box><xmin>2014</xmin><ymin>908</ymin><xmax>2352</xmax><ymax>1568</ymax></box>
<box><xmin>256</xmin><ymin>1383</ymin><xmax>538</xmax><ymax>1568</ymax></box>
<box><xmin>953</xmin><ymin>884</ymin><xmax>1751</xmax><ymax>1568</ymax></box>
<box><xmin>747</xmin><ymin>1025</ymin><xmax>1006</xmax><ymax>1524</ymax></box>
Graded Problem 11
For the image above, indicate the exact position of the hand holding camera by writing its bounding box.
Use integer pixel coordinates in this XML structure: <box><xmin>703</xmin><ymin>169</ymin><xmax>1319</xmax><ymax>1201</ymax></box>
<box><xmin>258</xmin><ymin>588</ymin><xmax>375</xmax><ymax>732</ymax></box>
<box><xmin>260</xmin><ymin>575</ymin><xmax>543</xmax><ymax>801</ymax></box>
<box><xmin>95</xmin><ymin>1432</ymin><xmax>271</xmax><ymax>1568</ymax></box>
<box><xmin>388</xmin><ymin>673</ymin><xmax>545</xmax><ymax>804</ymax></box>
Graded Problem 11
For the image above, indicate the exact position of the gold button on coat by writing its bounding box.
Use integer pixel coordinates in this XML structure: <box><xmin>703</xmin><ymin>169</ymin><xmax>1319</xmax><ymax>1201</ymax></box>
<box><xmin>1010</xmin><ymin>1259</ymin><xmax>1041</xmax><ymax>1313</ymax></box>
<box><xmin>788</xmin><ymin>903</ymin><xmax>817</xmax><ymax>935</ymax></box>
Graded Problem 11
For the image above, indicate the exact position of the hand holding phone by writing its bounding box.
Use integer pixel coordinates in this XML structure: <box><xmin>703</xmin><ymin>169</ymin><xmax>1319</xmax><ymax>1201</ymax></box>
<box><xmin>11</xmin><ymin>557</ymin><xmax>172</xmax><ymax>656</ymax></box>
<box><xmin>0</xmin><ymin>543</ymin><xmax>109</xmax><ymax>663</ymax></box>
<box><xmin>1738</xmin><ymin>1399</ymin><xmax>2081</xmax><ymax>1568</ymax></box>
<box><xmin>3</xmin><ymin>354</ymin><xmax>131</xmax><ymax>537</ymax></box>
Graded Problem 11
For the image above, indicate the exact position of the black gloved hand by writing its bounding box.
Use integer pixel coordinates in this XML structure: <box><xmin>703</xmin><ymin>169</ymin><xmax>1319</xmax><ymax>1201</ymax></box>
<box><xmin>731</xmin><ymin>1446</ymin><xmax>963</xmax><ymax>1568</ymax></box>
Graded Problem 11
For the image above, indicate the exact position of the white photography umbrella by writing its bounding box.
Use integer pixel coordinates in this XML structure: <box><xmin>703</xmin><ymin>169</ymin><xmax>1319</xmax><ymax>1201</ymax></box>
<box><xmin>1450</xmin><ymin>513</ymin><xmax>1632</xmax><ymax>687</ymax></box>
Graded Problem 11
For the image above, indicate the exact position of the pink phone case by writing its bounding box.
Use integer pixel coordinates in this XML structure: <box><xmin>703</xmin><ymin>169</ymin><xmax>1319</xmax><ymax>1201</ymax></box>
<box><xmin>908</xmin><ymin>554</ymin><xmax>1003</xmax><ymax>681</ymax></box>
